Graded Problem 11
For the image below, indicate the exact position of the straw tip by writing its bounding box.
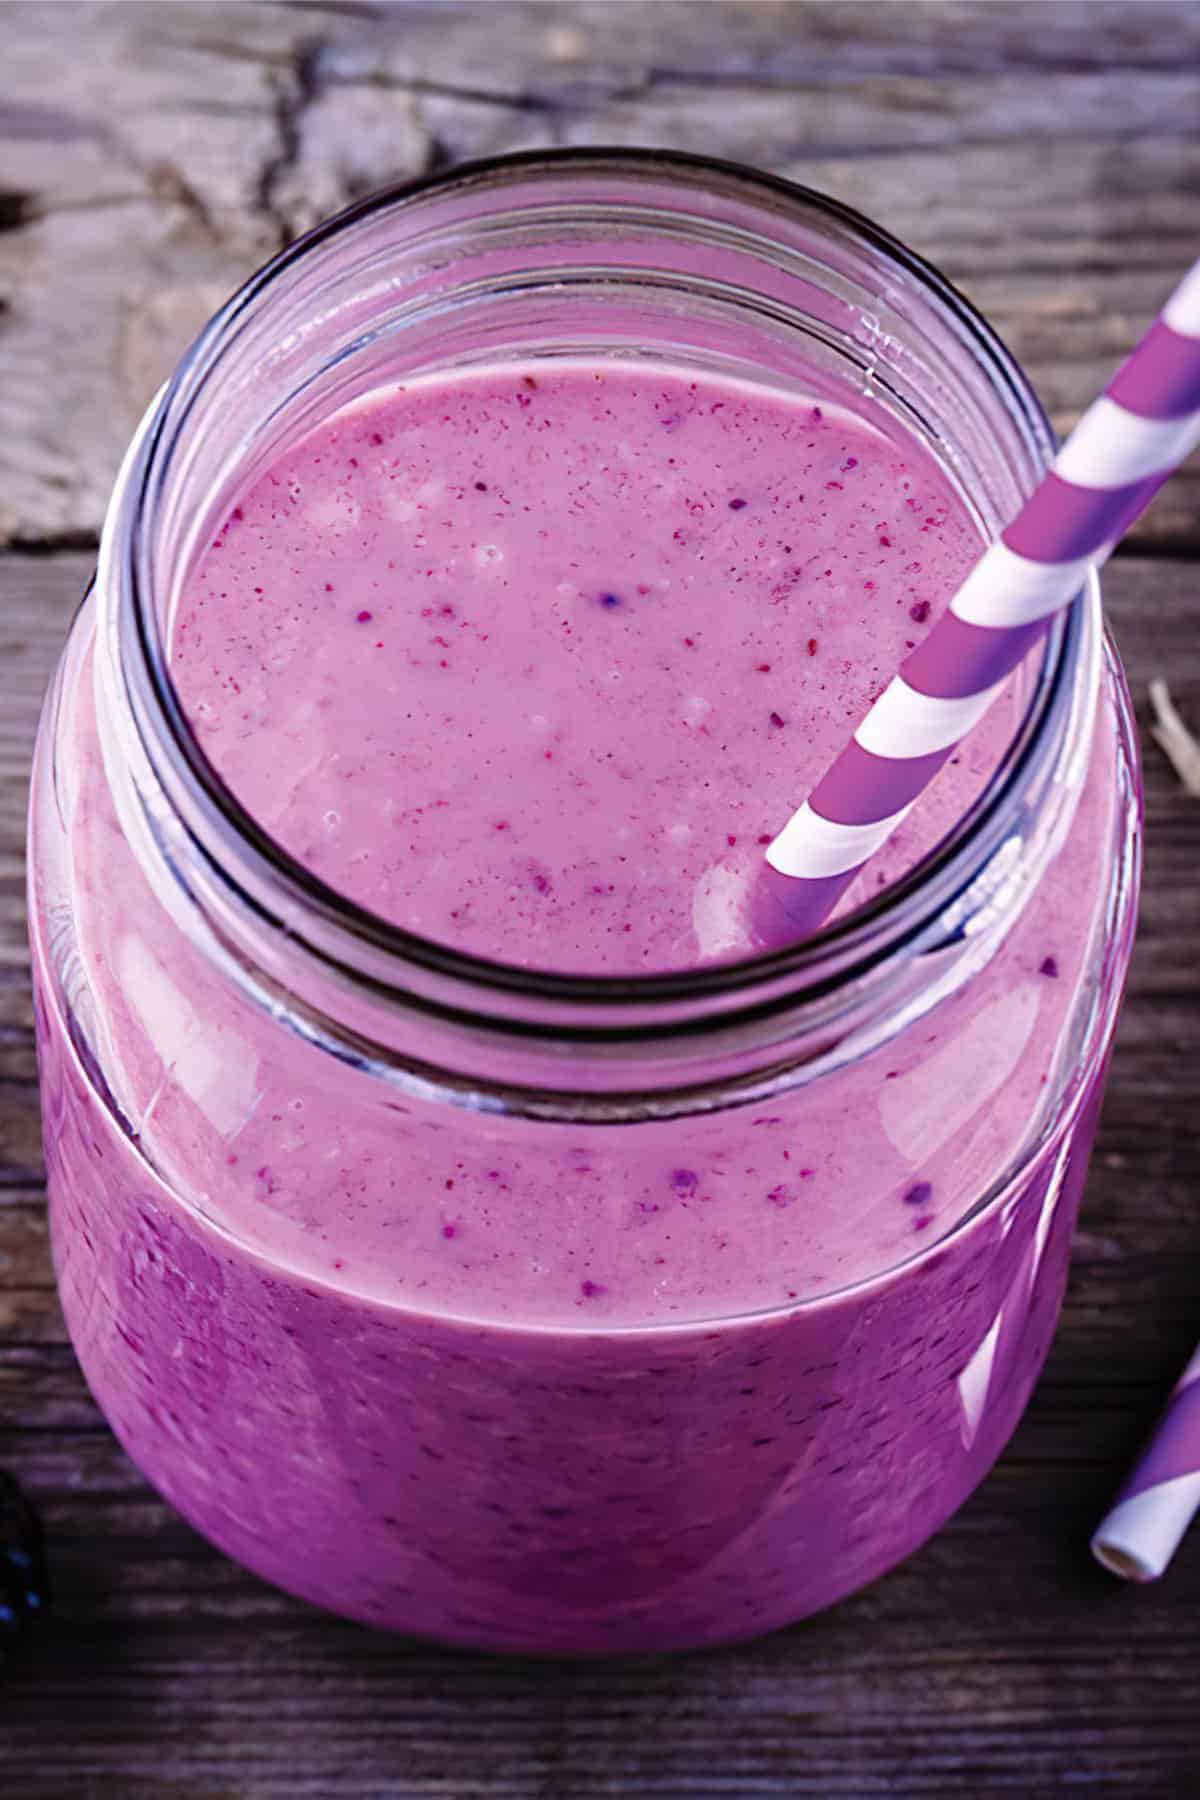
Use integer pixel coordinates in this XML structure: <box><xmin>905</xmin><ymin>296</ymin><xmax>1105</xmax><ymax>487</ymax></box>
<box><xmin>745</xmin><ymin>862</ymin><xmax>849</xmax><ymax>952</ymax></box>
<box><xmin>1090</xmin><ymin>1534</ymin><xmax>1162</xmax><ymax>1583</ymax></box>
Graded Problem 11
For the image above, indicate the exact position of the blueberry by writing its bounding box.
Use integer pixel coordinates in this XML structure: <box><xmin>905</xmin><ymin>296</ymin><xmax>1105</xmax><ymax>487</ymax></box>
<box><xmin>0</xmin><ymin>1472</ymin><xmax>49</xmax><ymax>1654</ymax></box>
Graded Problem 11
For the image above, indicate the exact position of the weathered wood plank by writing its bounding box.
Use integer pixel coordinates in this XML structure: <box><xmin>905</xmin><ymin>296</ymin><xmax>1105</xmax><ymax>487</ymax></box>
<box><xmin>2</xmin><ymin>1</ymin><xmax>1199</xmax><ymax>546</ymax></box>
<box><xmin>0</xmin><ymin>1536</ymin><xmax>1196</xmax><ymax>1796</ymax></box>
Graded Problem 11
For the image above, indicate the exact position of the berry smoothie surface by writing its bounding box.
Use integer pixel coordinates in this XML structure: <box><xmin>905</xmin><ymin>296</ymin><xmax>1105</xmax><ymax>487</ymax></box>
<box><xmin>175</xmin><ymin>363</ymin><xmax>1010</xmax><ymax>971</ymax></box>
<box><xmin>34</xmin><ymin>358</ymin><xmax>1129</xmax><ymax>1646</ymax></box>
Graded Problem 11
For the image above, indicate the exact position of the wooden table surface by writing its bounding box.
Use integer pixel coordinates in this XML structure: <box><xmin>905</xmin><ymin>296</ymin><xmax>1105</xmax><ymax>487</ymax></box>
<box><xmin>3</xmin><ymin>3</ymin><xmax>1200</xmax><ymax>1794</ymax></box>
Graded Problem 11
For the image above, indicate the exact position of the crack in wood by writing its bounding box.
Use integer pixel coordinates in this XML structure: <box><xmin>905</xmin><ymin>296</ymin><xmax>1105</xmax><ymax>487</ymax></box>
<box><xmin>0</xmin><ymin>189</ymin><xmax>35</xmax><ymax>233</ymax></box>
<box><xmin>1</xmin><ymin>192</ymin><xmax>154</xmax><ymax>223</ymax></box>
<box><xmin>145</xmin><ymin>160</ymin><xmax>222</xmax><ymax>244</ymax></box>
<box><xmin>1110</xmin><ymin>538</ymin><xmax>1200</xmax><ymax>562</ymax></box>
<box><xmin>279</xmin><ymin>0</ymin><xmax>388</xmax><ymax>17</ymax></box>
<box><xmin>334</xmin><ymin>72</ymin><xmax>563</xmax><ymax>113</ymax></box>
<box><xmin>146</xmin><ymin>32</ymin><xmax>301</xmax><ymax>71</ymax></box>
<box><xmin>4</xmin><ymin>534</ymin><xmax>101</xmax><ymax>557</ymax></box>
<box><xmin>255</xmin><ymin>35</ymin><xmax>331</xmax><ymax>248</ymax></box>
<box><xmin>636</xmin><ymin>50</ymin><xmax>1200</xmax><ymax>85</ymax></box>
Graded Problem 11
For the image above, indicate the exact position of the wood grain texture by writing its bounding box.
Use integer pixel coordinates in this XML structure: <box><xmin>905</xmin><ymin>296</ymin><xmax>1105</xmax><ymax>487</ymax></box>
<box><xmin>3</xmin><ymin>0</ymin><xmax>1200</xmax><ymax>548</ymax></box>
<box><xmin>2</xmin><ymin>3</ymin><xmax>1200</xmax><ymax>1795</ymax></box>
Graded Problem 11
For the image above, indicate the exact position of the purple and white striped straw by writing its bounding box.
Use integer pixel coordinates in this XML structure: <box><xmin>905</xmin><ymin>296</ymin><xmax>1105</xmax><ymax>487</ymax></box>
<box><xmin>1092</xmin><ymin>1345</ymin><xmax>1200</xmax><ymax>1582</ymax></box>
<box><xmin>753</xmin><ymin>258</ymin><xmax>1200</xmax><ymax>946</ymax></box>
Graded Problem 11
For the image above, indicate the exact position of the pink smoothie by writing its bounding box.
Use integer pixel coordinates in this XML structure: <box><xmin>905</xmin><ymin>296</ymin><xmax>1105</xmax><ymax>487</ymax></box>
<box><xmin>31</xmin><ymin>361</ymin><xmax>1131</xmax><ymax>1647</ymax></box>
<box><xmin>178</xmin><ymin>364</ymin><xmax>1009</xmax><ymax>978</ymax></box>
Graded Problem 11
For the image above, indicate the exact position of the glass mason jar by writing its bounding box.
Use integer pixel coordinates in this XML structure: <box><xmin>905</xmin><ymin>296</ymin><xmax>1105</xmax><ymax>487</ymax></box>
<box><xmin>28</xmin><ymin>151</ymin><xmax>1140</xmax><ymax>1653</ymax></box>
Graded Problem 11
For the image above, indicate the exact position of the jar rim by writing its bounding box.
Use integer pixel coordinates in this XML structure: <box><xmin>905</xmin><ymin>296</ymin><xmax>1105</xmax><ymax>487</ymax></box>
<box><xmin>117</xmin><ymin>145</ymin><xmax>1079</xmax><ymax>1022</ymax></box>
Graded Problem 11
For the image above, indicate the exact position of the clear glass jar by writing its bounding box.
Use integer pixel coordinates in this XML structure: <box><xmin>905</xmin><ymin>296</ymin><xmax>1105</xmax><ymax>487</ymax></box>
<box><xmin>28</xmin><ymin>151</ymin><xmax>1140</xmax><ymax>1652</ymax></box>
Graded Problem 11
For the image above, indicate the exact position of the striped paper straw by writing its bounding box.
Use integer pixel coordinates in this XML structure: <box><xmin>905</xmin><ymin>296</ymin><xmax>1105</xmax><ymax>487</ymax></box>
<box><xmin>1092</xmin><ymin>1345</ymin><xmax>1200</xmax><ymax>1582</ymax></box>
<box><xmin>754</xmin><ymin>258</ymin><xmax>1200</xmax><ymax>946</ymax></box>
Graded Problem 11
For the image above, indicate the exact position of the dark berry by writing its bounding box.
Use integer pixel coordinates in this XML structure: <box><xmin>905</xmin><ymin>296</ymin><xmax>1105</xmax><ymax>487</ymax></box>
<box><xmin>1039</xmin><ymin>956</ymin><xmax>1059</xmax><ymax>979</ymax></box>
<box><xmin>728</xmin><ymin>497</ymin><xmax>748</xmax><ymax>511</ymax></box>
<box><xmin>0</xmin><ymin>1472</ymin><xmax>48</xmax><ymax>1652</ymax></box>
<box><xmin>903</xmin><ymin>1181</ymin><xmax>933</xmax><ymax>1208</ymax></box>
<box><xmin>598</xmin><ymin>592</ymin><xmax>622</xmax><ymax>609</ymax></box>
<box><xmin>909</xmin><ymin>600</ymin><xmax>931</xmax><ymax>624</ymax></box>
<box><xmin>769</xmin><ymin>711</ymin><xmax>786</xmax><ymax>729</ymax></box>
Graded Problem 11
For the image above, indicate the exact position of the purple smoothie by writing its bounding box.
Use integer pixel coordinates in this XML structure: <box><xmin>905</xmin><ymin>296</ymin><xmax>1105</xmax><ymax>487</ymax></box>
<box><xmin>30</xmin><ymin>361</ymin><xmax>1135</xmax><ymax>1648</ymax></box>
